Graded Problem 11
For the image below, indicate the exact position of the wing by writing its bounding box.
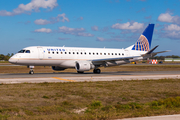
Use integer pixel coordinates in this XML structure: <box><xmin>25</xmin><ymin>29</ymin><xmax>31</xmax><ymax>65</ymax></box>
<box><xmin>90</xmin><ymin>56</ymin><xmax>142</xmax><ymax>66</ymax></box>
<box><xmin>90</xmin><ymin>46</ymin><xmax>159</xmax><ymax>65</ymax></box>
<box><xmin>90</xmin><ymin>45</ymin><xmax>170</xmax><ymax>66</ymax></box>
<box><xmin>91</xmin><ymin>56</ymin><xmax>140</xmax><ymax>62</ymax></box>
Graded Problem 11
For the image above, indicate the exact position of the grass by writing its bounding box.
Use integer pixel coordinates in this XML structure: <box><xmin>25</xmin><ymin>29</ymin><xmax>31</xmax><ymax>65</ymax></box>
<box><xmin>0</xmin><ymin>79</ymin><xmax>180</xmax><ymax>119</ymax></box>
<box><xmin>1</xmin><ymin>64</ymin><xmax>180</xmax><ymax>73</ymax></box>
<box><xmin>0</xmin><ymin>61</ymin><xmax>9</xmax><ymax>64</ymax></box>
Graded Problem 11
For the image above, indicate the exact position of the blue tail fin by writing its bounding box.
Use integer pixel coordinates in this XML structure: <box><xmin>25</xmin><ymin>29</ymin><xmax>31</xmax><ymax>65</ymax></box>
<box><xmin>131</xmin><ymin>24</ymin><xmax>154</xmax><ymax>51</ymax></box>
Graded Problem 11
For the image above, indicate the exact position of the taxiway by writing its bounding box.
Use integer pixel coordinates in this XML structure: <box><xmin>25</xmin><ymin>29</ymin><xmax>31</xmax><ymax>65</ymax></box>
<box><xmin>0</xmin><ymin>71</ymin><xmax>180</xmax><ymax>84</ymax></box>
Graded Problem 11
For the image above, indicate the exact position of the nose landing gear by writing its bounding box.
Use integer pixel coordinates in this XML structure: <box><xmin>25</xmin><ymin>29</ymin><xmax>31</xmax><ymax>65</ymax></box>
<box><xmin>28</xmin><ymin>66</ymin><xmax>35</xmax><ymax>75</ymax></box>
<box><xmin>29</xmin><ymin>69</ymin><xmax>34</xmax><ymax>74</ymax></box>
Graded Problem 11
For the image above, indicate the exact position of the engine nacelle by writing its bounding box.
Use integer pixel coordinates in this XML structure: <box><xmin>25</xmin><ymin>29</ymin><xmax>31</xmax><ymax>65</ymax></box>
<box><xmin>75</xmin><ymin>61</ymin><xmax>95</xmax><ymax>71</ymax></box>
<box><xmin>52</xmin><ymin>66</ymin><xmax>66</xmax><ymax>71</ymax></box>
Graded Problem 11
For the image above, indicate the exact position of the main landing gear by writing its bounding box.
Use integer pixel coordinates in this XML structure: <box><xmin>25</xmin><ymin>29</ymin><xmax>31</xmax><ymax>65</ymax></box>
<box><xmin>28</xmin><ymin>66</ymin><xmax>34</xmax><ymax>75</ymax></box>
<box><xmin>77</xmin><ymin>69</ymin><xmax>101</xmax><ymax>74</ymax></box>
<box><xmin>77</xmin><ymin>71</ymin><xmax>84</xmax><ymax>73</ymax></box>
<box><xmin>93</xmin><ymin>69</ymin><xmax>101</xmax><ymax>74</ymax></box>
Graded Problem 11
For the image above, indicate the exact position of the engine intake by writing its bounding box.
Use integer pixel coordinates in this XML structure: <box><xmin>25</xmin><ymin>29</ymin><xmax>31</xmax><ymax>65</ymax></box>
<box><xmin>75</xmin><ymin>61</ymin><xmax>94</xmax><ymax>71</ymax></box>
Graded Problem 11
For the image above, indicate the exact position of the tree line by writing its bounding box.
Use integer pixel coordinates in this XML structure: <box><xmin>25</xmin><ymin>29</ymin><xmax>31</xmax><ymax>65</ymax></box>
<box><xmin>152</xmin><ymin>55</ymin><xmax>180</xmax><ymax>60</ymax></box>
<box><xmin>0</xmin><ymin>53</ymin><xmax>14</xmax><ymax>61</ymax></box>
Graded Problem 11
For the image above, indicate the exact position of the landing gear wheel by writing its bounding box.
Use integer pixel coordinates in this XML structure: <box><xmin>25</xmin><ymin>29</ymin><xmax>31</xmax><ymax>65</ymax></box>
<box><xmin>93</xmin><ymin>69</ymin><xmax>101</xmax><ymax>74</ymax></box>
<box><xmin>77</xmin><ymin>71</ymin><xmax>84</xmax><ymax>74</ymax></box>
<box><xmin>28</xmin><ymin>66</ymin><xmax>35</xmax><ymax>75</ymax></box>
<box><xmin>96</xmin><ymin>69</ymin><xmax>101</xmax><ymax>74</ymax></box>
<box><xmin>29</xmin><ymin>70</ymin><xmax>34</xmax><ymax>74</ymax></box>
<box><xmin>93</xmin><ymin>69</ymin><xmax>96</xmax><ymax>73</ymax></box>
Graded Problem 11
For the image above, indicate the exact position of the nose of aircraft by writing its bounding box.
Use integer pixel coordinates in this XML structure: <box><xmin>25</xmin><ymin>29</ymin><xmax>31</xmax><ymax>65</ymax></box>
<box><xmin>8</xmin><ymin>57</ymin><xmax>17</xmax><ymax>64</ymax></box>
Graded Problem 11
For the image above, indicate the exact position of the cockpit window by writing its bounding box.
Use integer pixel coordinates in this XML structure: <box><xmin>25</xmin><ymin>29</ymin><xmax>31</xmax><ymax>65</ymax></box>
<box><xmin>18</xmin><ymin>50</ymin><xmax>25</xmax><ymax>53</ymax></box>
<box><xmin>25</xmin><ymin>50</ymin><xmax>30</xmax><ymax>53</ymax></box>
<box><xmin>18</xmin><ymin>50</ymin><xmax>30</xmax><ymax>53</ymax></box>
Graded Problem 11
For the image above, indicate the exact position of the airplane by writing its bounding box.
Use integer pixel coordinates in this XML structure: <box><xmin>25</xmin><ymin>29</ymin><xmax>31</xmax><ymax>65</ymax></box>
<box><xmin>9</xmin><ymin>24</ymin><xmax>168</xmax><ymax>74</ymax></box>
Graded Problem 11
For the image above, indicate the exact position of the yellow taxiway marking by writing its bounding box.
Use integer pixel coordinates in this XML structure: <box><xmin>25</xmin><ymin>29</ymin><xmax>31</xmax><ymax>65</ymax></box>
<box><xmin>52</xmin><ymin>77</ymin><xmax>76</xmax><ymax>82</ymax></box>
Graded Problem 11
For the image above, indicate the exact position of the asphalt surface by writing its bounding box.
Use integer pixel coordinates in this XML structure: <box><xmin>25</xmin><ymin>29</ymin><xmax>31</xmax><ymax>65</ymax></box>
<box><xmin>120</xmin><ymin>114</ymin><xmax>180</xmax><ymax>120</ymax></box>
<box><xmin>0</xmin><ymin>71</ymin><xmax>180</xmax><ymax>84</ymax></box>
<box><xmin>0</xmin><ymin>71</ymin><xmax>180</xmax><ymax>78</ymax></box>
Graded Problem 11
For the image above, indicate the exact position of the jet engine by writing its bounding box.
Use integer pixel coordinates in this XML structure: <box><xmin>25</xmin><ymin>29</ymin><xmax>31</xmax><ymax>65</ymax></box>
<box><xmin>52</xmin><ymin>66</ymin><xmax>66</xmax><ymax>71</ymax></box>
<box><xmin>75</xmin><ymin>61</ymin><xmax>95</xmax><ymax>71</ymax></box>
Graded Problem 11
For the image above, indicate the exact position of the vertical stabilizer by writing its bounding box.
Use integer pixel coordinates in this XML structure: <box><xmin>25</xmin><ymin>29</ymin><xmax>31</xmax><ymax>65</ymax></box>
<box><xmin>131</xmin><ymin>24</ymin><xmax>154</xmax><ymax>51</ymax></box>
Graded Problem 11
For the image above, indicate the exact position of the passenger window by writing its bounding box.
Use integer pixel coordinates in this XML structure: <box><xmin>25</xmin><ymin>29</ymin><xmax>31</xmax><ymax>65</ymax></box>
<box><xmin>65</xmin><ymin>52</ymin><xmax>67</xmax><ymax>54</ymax></box>
<box><xmin>119</xmin><ymin>53</ymin><xmax>121</xmax><ymax>55</ymax></box>
<box><xmin>112</xmin><ymin>53</ymin><xmax>113</xmax><ymax>55</ymax></box>
<box><xmin>57</xmin><ymin>52</ymin><xmax>58</xmax><ymax>54</ymax></box>
<box><xmin>96</xmin><ymin>53</ymin><xmax>98</xmax><ymax>55</ymax></box>
<box><xmin>122</xmin><ymin>53</ymin><xmax>124</xmax><ymax>56</ymax></box>
<box><xmin>108</xmin><ymin>53</ymin><xmax>110</xmax><ymax>55</ymax></box>
<box><xmin>73</xmin><ymin>52</ymin><xmax>75</xmax><ymax>54</ymax></box>
<box><xmin>77</xmin><ymin>52</ymin><xmax>79</xmax><ymax>54</ymax></box>
<box><xmin>89</xmin><ymin>52</ymin><xmax>91</xmax><ymax>55</ymax></box>
<box><xmin>61</xmin><ymin>52</ymin><xmax>63</xmax><ymax>54</ymax></box>
<box><xmin>52</xmin><ymin>52</ymin><xmax>54</xmax><ymax>54</ymax></box>
<box><xmin>100</xmin><ymin>53</ymin><xmax>102</xmax><ymax>55</ymax></box>
<box><xmin>81</xmin><ymin>52</ymin><xmax>83</xmax><ymax>54</ymax></box>
<box><xmin>69</xmin><ymin>52</ymin><xmax>71</xmax><ymax>54</ymax></box>
<box><xmin>93</xmin><ymin>53</ymin><xmax>95</xmax><ymax>55</ymax></box>
<box><xmin>48</xmin><ymin>51</ymin><xmax>50</xmax><ymax>54</ymax></box>
<box><xmin>104</xmin><ymin>53</ymin><xmax>106</xmax><ymax>55</ymax></box>
<box><xmin>84</xmin><ymin>52</ymin><xmax>86</xmax><ymax>55</ymax></box>
<box><xmin>115</xmin><ymin>53</ymin><xmax>117</xmax><ymax>55</ymax></box>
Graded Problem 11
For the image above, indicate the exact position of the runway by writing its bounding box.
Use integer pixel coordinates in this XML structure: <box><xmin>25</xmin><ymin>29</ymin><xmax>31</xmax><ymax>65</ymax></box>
<box><xmin>0</xmin><ymin>71</ymin><xmax>180</xmax><ymax>84</ymax></box>
<box><xmin>120</xmin><ymin>114</ymin><xmax>180</xmax><ymax>120</ymax></box>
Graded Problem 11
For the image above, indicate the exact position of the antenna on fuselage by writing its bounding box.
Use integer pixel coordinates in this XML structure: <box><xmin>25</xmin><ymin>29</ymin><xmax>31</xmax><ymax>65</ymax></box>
<box><xmin>63</xmin><ymin>45</ymin><xmax>65</xmax><ymax>47</ymax></box>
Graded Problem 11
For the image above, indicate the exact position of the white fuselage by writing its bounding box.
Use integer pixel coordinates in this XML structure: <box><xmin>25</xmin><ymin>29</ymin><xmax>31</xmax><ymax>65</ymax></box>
<box><xmin>9</xmin><ymin>46</ymin><xmax>146</xmax><ymax>68</ymax></box>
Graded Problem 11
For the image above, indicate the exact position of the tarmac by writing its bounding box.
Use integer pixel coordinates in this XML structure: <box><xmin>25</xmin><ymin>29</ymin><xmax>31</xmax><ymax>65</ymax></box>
<box><xmin>120</xmin><ymin>114</ymin><xmax>180</xmax><ymax>120</ymax></box>
<box><xmin>0</xmin><ymin>71</ymin><xmax>180</xmax><ymax>84</ymax></box>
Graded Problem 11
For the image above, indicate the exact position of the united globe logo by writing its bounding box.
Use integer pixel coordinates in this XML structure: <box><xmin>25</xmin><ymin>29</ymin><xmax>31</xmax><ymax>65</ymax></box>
<box><xmin>132</xmin><ymin>35</ymin><xmax>149</xmax><ymax>51</ymax></box>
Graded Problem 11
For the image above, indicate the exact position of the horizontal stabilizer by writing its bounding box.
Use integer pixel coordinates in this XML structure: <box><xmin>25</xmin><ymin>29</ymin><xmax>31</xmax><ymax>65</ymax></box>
<box><xmin>142</xmin><ymin>45</ymin><xmax>170</xmax><ymax>58</ymax></box>
<box><xmin>146</xmin><ymin>45</ymin><xmax>159</xmax><ymax>54</ymax></box>
<box><xmin>148</xmin><ymin>50</ymin><xmax>171</xmax><ymax>57</ymax></box>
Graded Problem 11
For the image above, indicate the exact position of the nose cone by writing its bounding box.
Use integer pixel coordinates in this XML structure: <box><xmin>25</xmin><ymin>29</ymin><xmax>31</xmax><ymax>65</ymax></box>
<box><xmin>9</xmin><ymin>57</ymin><xmax>17</xmax><ymax>64</ymax></box>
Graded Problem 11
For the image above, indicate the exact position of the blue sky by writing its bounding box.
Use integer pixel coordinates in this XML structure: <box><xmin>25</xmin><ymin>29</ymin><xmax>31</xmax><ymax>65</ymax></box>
<box><xmin>0</xmin><ymin>0</ymin><xmax>180</xmax><ymax>55</ymax></box>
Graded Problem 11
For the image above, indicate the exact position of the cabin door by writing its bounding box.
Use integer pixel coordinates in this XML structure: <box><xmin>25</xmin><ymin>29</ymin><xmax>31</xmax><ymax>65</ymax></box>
<box><xmin>125</xmin><ymin>49</ymin><xmax>130</xmax><ymax>57</ymax></box>
<box><xmin>38</xmin><ymin>47</ymin><xmax>44</xmax><ymax>60</ymax></box>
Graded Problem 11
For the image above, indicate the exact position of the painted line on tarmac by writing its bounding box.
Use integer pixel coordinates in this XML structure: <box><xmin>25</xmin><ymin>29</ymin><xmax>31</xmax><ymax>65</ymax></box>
<box><xmin>52</xmin><ymin>77</ymin><xmax>76</xmax><ymax>82</ymax></box>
